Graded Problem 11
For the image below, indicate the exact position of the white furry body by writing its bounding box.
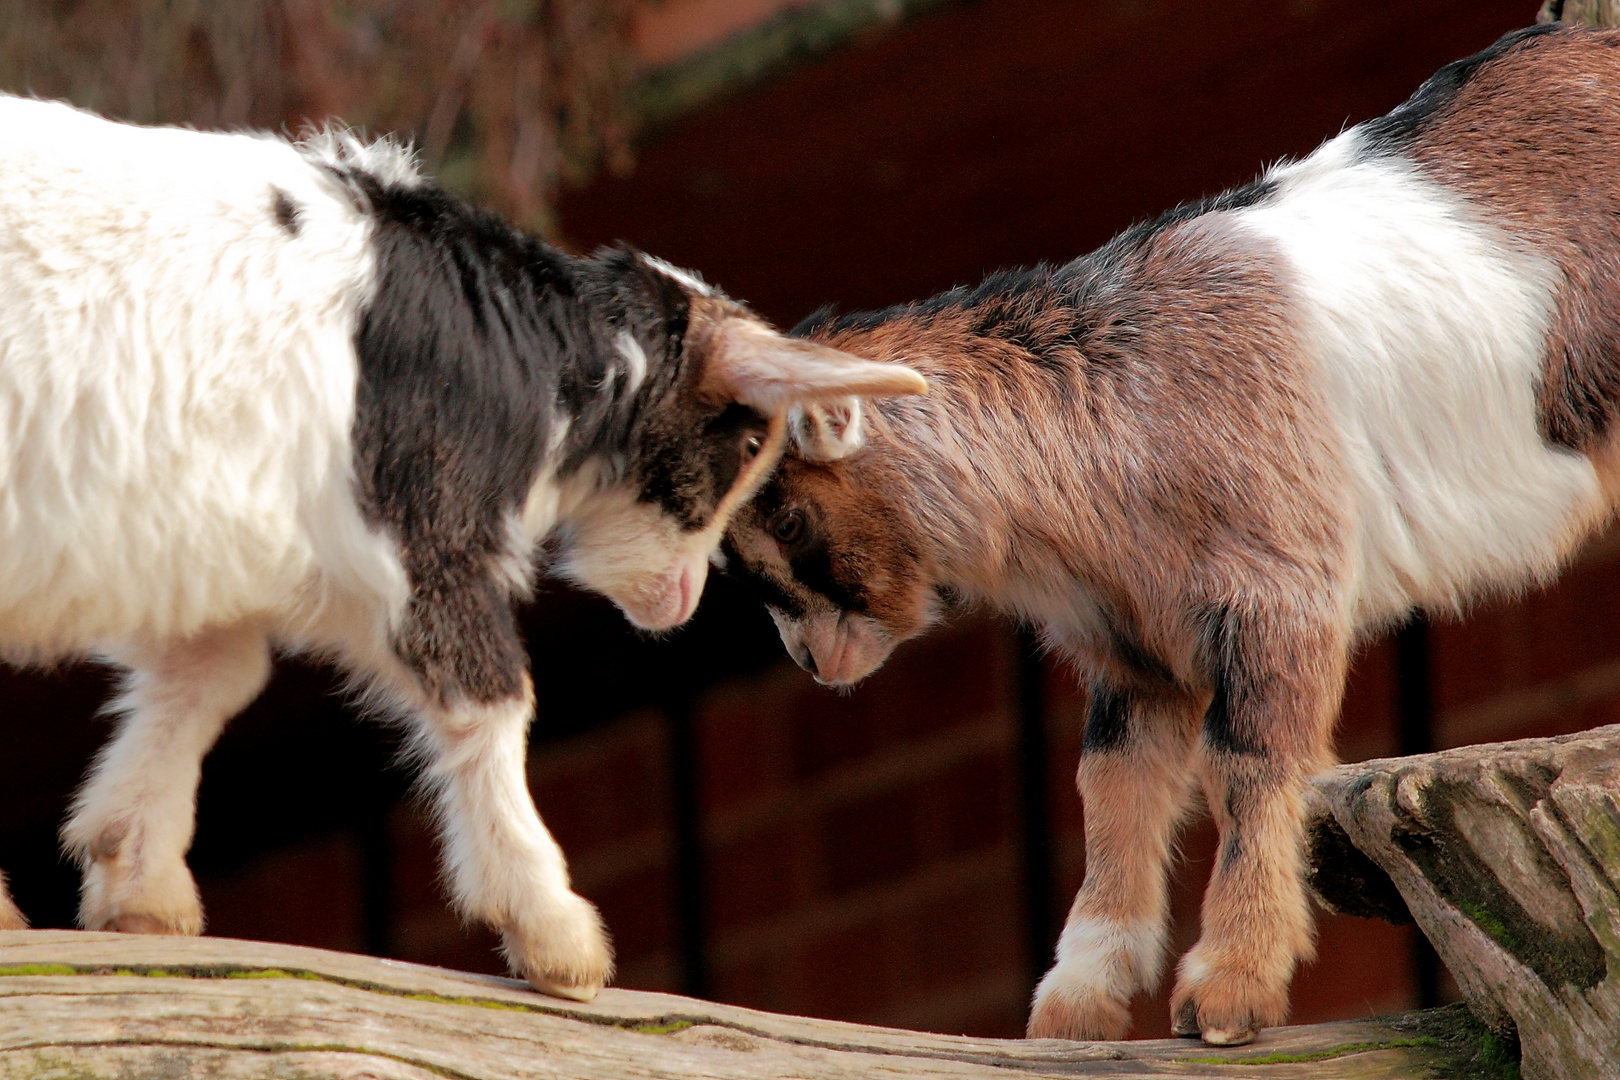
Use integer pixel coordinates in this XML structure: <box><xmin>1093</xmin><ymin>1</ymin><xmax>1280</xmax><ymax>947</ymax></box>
<box><xmin>0</xmin><ymin>95</ymin><xmax>409</xmax><ymax>661</ymax></box>
<box><xmin>0</xmin><ymin>96</ymin><xmax>604</xmax><ymax>991</ymax></box>
<box><xmin>0</xmin><ymin>94</ymin><xmax>927</xmax><ymax>997</ymax></box>
<box><xmin>1237</xmin><ymin>130</ymin><xmax>1606</xmax><ymax>629</ymax></box>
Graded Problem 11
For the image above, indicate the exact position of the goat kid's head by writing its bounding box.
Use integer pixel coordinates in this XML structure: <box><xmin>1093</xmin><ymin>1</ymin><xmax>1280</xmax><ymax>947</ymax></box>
<box><xmin>551</xmin><ymin>253</ymin><xmax>927</xmax><ymax>632</ymax></box>
<box><xmin>722</xmin><ymin>399</ymin><xmax>940</xmax><ymax>684</ymax></box>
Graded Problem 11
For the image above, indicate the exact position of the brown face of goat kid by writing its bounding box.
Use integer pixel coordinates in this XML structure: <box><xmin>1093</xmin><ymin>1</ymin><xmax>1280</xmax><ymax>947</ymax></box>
<box><xmin>723</xmin><ymin>445</ymin><xmax>932</xmax><ymax>687</ymax></box>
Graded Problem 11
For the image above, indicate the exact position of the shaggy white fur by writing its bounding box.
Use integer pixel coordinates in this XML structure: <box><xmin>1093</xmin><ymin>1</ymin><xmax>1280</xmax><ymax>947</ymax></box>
<box><xmin>0</xmin><ymin>94</ymin><xmax>925</xmax><ymax>999</ymax></box>
<box><xmin>0</xmin><ymin>95</ymin><xmax>399</xmax><ymax>661</ymax></box>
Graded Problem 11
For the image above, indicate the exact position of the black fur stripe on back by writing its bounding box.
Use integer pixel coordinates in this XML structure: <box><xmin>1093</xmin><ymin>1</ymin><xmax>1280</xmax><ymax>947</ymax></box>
<box><xmin>1357</xmin><ymin>23</ymin><xmax>1562</xmax><ymax>156</ymax></box>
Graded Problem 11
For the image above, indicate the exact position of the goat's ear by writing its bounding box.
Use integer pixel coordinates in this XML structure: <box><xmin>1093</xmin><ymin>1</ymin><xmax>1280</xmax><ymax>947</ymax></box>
<box><xmin>791</xmin><ymin>399</ymin><xmax>865</xmax><ymax>460</ymax></box>
<box><xmin>701</xmin><ymin>317</ymin><xmax>926</xmax><ymax>412</ymax></box>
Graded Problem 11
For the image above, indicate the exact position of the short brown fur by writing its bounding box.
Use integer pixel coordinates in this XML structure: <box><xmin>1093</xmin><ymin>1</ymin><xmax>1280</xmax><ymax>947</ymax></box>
<box><xmin>723</xmin><ymin>24</ymin><xmax>1620</xmax><ymax>1047</ymax></box>
<box><xmin>726</xmin><ymin>217</ymin><xmax>1350</xmax><ymax>1042</ymax></box>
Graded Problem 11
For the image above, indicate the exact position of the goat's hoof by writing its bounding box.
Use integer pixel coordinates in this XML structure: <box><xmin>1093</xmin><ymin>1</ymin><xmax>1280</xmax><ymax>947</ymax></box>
<box><xmin>83</xmin><ymin>893</ymin><xmax>204</xmax><ymax>936</ymax></box>
<box><xmin>527</xmin><ymin>973</ymin><xmax>603</xmax><ymax>1002</ymax></box>
<box><xmin>1169</xmin><ymin>974</ymin><xmax>1283</xmax><ymax>1047</ymax></box>
<box><xmin>105</xmin><ymin>912</ymin><xmax>191</xmax><ymax>935</ymax></box>
<box><xmin>1027</xmin><ymin>978</ymin><xmax>1132</xmax><ymax>1040</ymax></box>
<box><xmin>1201</xmin><ymin>1026</ymin><xmax>1259</xmax><ymax>1047</ymax></box>
<box><xmin>79</xmin><ymin>852</ymin><xmax>204</xmax><ymax>937</ymax></box>
<box><xmin>83</xmin><ymin>898</ymin><xmax>203</xmax><ymax>937</ymax></box>
<box><xmin>504</xmin><ymin>896</ymin><xmax>614</xmax><ymax>1004</ymax></box>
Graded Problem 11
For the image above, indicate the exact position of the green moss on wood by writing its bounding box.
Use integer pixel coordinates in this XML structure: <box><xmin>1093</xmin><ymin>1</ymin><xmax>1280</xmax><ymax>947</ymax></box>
<box><xmin>402</xmin><ymin>991</ymin><xmax>531</xmax><ymax>1012</ymax></box>
<box><xmin>1473</xmin><ymin>1031</ymin><xmax>1522</xmax><ymax>1080</ymax></box>
<box><xmin>0</xmin><ymin>963</ymin><xmax>77</xmax><ymax>976</ymax></box>
<box><xmin>1174</xmin><ymin>1038</ymin><xmax>1437</xmax><ymax>1066</ymax></box>
<box><xmin>1458</xmin><ymin>900</ymin><xmax>1515</xmax><ymax>951</ymax></box>
<box><xmin>1388</xmin><ymin>1003</ymin><xmax>1522</xmax><ymax>1080</ymax></box>
<box><xmin>1392</xmin><ymin>777</ymin><xmax>1607</xmax><ymax>991</ymax></box>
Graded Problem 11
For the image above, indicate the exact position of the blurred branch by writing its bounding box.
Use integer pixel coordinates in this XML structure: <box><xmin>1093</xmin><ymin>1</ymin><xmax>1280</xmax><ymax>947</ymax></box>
<box><xmin>0</xmin><ymin>0</ymin><xmax>637</xmax><ymax>233</ymax></box>
<box><xmin>632</xmin><ymin>0</ymin><xmax>947</xmax><ymax>133</ymax></box>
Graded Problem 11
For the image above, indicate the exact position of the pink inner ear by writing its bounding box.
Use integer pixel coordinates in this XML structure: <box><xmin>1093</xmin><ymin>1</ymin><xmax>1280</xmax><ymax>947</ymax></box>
<box><xmin>792</xmin><ymin>399</ymin><xmax>866</xmax><ymax>461</ymax></box>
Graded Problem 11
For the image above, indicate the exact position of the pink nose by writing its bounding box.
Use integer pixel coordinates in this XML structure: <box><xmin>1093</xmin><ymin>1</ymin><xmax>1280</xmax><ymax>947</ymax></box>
<box><xmin>634</xmin><ymin>560</ymin><xmax>702</xmax><ymax>631</ymax></box>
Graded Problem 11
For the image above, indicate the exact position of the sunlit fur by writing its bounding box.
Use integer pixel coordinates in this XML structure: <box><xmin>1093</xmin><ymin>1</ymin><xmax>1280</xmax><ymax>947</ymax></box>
<box><xmin>0</xmin><ymin>94</ymin><xmax>924</xmax><ymax>995</ymax></box>
<box><xmin>725</xmin><ymin>26</ymin><xmax>1620</xmax><ymax>1043</ymax></box>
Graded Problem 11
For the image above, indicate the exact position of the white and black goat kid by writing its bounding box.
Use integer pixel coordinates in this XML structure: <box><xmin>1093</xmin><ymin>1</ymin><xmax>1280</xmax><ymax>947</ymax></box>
<box><xmin>0</xmin><ymin>94</ymin><xmax>925</xmax><ymax>998</ymax></box>
<box><xmin>725</xmin><ymin>25</ymin><xmax>1620</xmax><ymax>1046</ymax></box>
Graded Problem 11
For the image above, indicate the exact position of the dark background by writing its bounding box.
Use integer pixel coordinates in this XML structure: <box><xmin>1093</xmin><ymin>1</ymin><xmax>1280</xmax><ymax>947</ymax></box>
<box><xmin>6</xmin><ymin>0</ymin><xmax>1612</xmax><ymax>1039</ymax></box>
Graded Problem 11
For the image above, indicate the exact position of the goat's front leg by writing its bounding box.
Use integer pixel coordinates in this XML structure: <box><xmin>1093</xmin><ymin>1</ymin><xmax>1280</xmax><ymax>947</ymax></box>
<box><xmin>408</xmin><ymin>675</ymin><xmax>611</xmax><ymax>998</ymax></box>
<box><xmin>1169</xmin><ymin>605</ymin><xmax>1344</xmax><ymax>1046</ymax></box>
<box><xmin>63</xmin><ymin>624</ymin><xmax>271</xmax><ymax>934</ymax></box>
<box><xmin>1028</xmin><ymin>681</ymin><xmax>1200</xmax><ymax>1040</ymax></box>
<box><xmin>379</xmin><ymin>575</ymin><xmax>612</xmax><ymax>1001</ymax></box>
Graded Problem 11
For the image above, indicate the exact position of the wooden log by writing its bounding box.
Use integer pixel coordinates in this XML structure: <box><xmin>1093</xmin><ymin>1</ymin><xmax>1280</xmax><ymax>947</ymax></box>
<box><xmin>1307</xmin><ymin>724</ymin><xmax>1620</xmax><ymax>1080</ymax></box>
<box><xmin>0</xmin><ymin>929</ymin><xmax>1504</xmax><ymax>1078</ymax></box>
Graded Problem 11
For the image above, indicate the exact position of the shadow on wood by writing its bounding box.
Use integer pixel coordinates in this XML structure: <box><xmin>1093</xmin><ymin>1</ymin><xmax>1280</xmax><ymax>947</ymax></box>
<box><xmin>0</xmin><ymin>930</ymin><xmax>1507</xmax><ymax>1078</ymax></box>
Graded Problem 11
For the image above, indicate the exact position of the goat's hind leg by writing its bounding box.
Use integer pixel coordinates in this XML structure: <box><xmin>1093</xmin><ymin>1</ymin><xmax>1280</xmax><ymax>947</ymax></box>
<box><xmin>1028</xmin><ymin>681</ymin><xmax>1200</xmax><ymax>1040</ymax></box>
<box><xmin>63</xmin><ymin>624</ymin><xmax>271</xmax><ymax>934</ymax></box>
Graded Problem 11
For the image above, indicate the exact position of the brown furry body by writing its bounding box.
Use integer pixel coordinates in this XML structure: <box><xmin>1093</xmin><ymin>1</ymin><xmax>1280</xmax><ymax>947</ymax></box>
<box><xmin>723</xmin><ymin>25</ymin><xmax>1620</xmax><ymax>1044</ymax></box>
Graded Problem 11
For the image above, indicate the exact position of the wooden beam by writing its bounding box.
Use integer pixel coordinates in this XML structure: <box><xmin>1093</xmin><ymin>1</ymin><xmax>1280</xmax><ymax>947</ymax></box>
<box><xmin>0</xmin><ymin>929</ymin><xmax>1502</xmax><ymax>1078</ymax></box>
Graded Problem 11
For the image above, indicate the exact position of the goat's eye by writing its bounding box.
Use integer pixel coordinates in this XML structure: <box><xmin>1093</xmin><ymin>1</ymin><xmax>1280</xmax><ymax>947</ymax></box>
<box><xmin>742</xmin><ymin>433</ymin><xmax>764</xmax><ymax>460</ymax></box>
<box><xmin>770</xmin><ymin>509</ymin><xmax>804</xmax><ymax>546</ymax></box>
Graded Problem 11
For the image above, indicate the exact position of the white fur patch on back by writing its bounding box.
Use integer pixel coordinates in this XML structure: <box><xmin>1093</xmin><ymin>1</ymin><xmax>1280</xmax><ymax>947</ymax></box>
<box><xmin>1236</xmin><ymin>132</ymin><xmax>1604</xmax><ymax>627</ymax></box>
<box><xmin>296</xmin><ymin>125</ymin><xmax>423</xmax><ymax>189</ymax></box>
<box><xmin>0</xmin><ymin>95</ymin><xmax>407</xmax><ymax>656</ymax></box>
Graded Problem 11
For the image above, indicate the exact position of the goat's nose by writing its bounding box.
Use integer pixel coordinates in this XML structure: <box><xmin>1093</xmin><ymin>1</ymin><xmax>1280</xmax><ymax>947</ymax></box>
<box><xmin>794</xmin><ymin>644</ymin><xmax>818</xmax><ymax>678</ymax></box>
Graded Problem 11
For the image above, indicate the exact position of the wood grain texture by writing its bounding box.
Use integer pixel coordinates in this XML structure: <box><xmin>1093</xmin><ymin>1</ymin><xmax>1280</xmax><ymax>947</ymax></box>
<box><xmin>0</xmin><ymin>930</ymin><xmax>1491</xmax><ymax>1078</ymax></box>
<box><xmin>1309</xmin><ymin>724</ymin><xmax>1620</xmax><ymax>1080</ymax></box>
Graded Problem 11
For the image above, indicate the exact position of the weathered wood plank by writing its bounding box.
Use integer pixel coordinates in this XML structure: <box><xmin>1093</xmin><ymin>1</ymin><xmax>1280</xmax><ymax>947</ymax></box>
<box><xmin>0</xmin><ymin>930</ymin><xmax>1493</xmax><ymax>1078</ymax></box>
<box><xmin>1308</xmin><ymin>724</ymin><xmax>1620</xmax><ymax>1080</ymax></box>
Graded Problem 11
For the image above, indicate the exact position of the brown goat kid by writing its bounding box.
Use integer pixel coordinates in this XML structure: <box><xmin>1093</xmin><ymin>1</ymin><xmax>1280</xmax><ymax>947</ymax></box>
<box><xmin>723</xmin><ymin>25</ymin><xmax>1620</xmax><ymax>1046</ymax></box>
